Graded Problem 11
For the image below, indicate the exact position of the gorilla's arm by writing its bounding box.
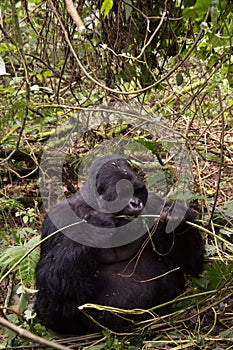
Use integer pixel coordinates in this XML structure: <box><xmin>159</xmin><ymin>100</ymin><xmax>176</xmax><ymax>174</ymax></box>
<box><xmin>35</xmin><ymin>204</ymin><xmax>98</xmax><ymax>321</ymax></box>
<box><xmin>35</xmin><ymin>197</ymin><xmax>118</xmax><ymax>332</ymax></box>
<box><xmin>165</xmin><ymin>203</ymin><xmax>205</xmax><ymax>277</ymax></box>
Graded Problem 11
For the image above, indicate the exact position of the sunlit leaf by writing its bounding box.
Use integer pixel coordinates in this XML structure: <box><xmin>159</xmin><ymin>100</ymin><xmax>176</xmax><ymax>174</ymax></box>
<box><xmin>100</xmin><ymin>0</ymin><xmax>113</xmax><ymax>17</ymax></box>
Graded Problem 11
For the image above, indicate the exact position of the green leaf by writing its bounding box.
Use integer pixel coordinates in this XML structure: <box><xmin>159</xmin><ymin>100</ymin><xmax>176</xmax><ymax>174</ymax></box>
<box><xmin>211</xmin><ymin>0</ymin><xmax>219</xmax><ymax>26</ymax></box>
<box><xmin>0</xmin><ymin>235</ymin><xmax>40</xmax><ymax>286</ymax></box>
<box><xmin>100</xmin><ymin>0</ymin><xmax>114</xmax><ymax>17</ymax></box>
<box><xmin>184</xmin><ymin>0</ymin><xmax>196</xmax><ymax>6</ymax></box>
<box><xmin>124</xmin><ymin>0</ymin><xmax>132</xmax><ymax>21</ymax></box>
<box><xmin>176</xmin><ymin>73</ymin><xmax>184</xmax><ymax>86</ymax></box>
<box><xmin>220</xmin><ymin>329</ymin><xmax>233</xmax><ymax>339</ymax></box>
<box><xmin>219</xmin><ymin>228</ymin><xmax>233</xmax><ymax>236</ymax></box>
<box><xmin>202</xmin><ymin>261</ymin><xmax>233</xmax><ymax>290</ymax></box>
<box><xmin>183</xmin><ymin>0</ymin><xmax>211</xmax><ymax>20</ymax></box>
<box><xmin>17</xmin><ymin>288</ymin><xmax>30</xmax><ymax>312</ymax></box>
<box><xmin>23</xmin><ymin>215</ymin><xmax>29</xmax><ymax>224</ymax></box>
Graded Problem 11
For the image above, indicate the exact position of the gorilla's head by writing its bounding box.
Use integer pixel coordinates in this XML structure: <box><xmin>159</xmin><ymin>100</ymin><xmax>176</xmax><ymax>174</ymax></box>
<box><xmin>85</xmin><ymin>155</ymin><xmax>148</xmax><ymax>217</ymax></box>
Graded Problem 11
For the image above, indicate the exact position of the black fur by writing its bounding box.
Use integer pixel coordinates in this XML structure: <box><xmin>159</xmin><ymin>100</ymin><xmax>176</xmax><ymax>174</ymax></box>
<box><xmin>35</xmin><ymin>155</ymin><xmax>205</xmax><ymax>334</ymax></box>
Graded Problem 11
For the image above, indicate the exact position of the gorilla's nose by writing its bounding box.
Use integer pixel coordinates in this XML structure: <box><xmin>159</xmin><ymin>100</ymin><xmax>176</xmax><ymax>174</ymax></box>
<box><xmin>128</xmin><ymin>197</ymin><xmax>143</xmax><ymax>213</ymax></box>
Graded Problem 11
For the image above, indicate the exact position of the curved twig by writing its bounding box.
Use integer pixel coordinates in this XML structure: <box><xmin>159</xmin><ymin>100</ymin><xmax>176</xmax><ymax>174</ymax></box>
<box><xmin>48</xmin><ymin>0</ymin><xmax>207</xmax><ymax>96</ymax></box>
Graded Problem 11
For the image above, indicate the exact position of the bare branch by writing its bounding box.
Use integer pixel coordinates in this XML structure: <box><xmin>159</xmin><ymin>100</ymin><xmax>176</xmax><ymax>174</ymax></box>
<box><xmin>0</xmin><ymin>317</ymin><xmax>70</xmax><ymax>350</ymax></box>
<box><xmin>65</xmin><ymin>0</ymin><xmax>85</xmax><ymax>32</ymax></box>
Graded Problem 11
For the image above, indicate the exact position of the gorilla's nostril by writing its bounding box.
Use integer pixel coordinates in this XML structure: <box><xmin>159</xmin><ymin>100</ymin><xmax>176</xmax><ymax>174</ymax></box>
<box><xmin>129</xmin><ymin>197</ymin><xmax>143</xmax><ymax>209</ymax></box>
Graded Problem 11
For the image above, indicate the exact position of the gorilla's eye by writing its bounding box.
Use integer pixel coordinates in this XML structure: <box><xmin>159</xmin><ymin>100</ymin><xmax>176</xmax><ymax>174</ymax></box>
<box><xmin>97</xmin><ymin>185</ymin><xmax>104</xmax><ymax>195</ymax></box>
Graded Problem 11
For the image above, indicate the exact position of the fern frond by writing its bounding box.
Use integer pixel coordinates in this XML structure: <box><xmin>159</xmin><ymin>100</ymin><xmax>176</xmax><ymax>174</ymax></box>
<box><xmin>0</xmin><ymin>236</ymin><xmax>40</xmax><ymax>286</ymax></box>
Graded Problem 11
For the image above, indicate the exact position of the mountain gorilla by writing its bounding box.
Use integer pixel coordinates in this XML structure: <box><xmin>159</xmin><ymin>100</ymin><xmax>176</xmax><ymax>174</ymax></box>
<box><xmin>35</xmin><ymin>155</ymin><xmax>205</xmax><ymax>334</ymax></box>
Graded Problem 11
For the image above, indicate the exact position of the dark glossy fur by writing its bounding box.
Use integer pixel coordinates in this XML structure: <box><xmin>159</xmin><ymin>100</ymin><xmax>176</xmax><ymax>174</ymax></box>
<box><xmin>35</xmin><ymin>155</ymin><xmax>205</xmax><ymax>334</ymax></box>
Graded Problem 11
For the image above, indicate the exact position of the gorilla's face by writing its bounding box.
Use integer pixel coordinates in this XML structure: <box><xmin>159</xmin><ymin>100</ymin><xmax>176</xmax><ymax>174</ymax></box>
<box><xmin>94</xmin><ymin>157</ymin><xmax>148</xmax><ymax>217</ymax></box>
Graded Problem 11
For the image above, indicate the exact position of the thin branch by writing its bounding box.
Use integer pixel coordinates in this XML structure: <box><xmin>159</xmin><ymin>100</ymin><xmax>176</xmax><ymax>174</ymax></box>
<box><xmin>65</xmin><ymin>0</ymin><xmax>85</xmax><ymax>31</ymax></box>
<box><xmin>0</xmin><ymin>317</ymin><xmax>70</xmax><ymax>350</ymax></box>
<box><xmin>136</xmin><ymin>0</ymin><xmax>167</xmax><ymax>60</ymax></box>
<box><xmin>48</xmin><ymin>0</ymin><xmax>206</xmax><ymax>96</ymax></box>
<box><xmin>208</xmin><ymin>86</ymin><xmax>225</xmax><ymax>224</ymax></box>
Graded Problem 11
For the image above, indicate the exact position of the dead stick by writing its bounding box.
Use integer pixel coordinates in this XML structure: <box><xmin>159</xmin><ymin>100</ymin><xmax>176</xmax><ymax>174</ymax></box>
<box><xmin>65</xmin><ymin>0</ymin><xmax>85</xmax><ymax>31</ymax></box>
<box><xmin>0</xmin><ymin>316</ymin><xmax>70</xmax><ymax>350</ymax></box>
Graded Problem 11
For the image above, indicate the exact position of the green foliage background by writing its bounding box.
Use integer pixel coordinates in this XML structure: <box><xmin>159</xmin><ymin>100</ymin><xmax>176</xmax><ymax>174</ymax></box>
<box><xmin>0</xmin><ymin>0</ymin><xmax>233</xmax><ymax>349</ymax></box>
